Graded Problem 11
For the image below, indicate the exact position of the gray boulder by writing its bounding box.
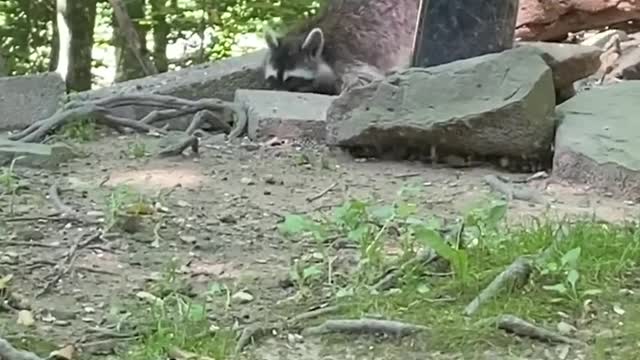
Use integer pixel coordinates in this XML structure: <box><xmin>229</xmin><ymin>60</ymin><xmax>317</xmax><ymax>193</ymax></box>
<box><xmin>326</xmin><ymin>46</ymin><xmax>556</xmax><ymax>169</ymax></box>
<box><xmin>553</xmin><ymin>81</ymin><xmax>640</xmax><ymax>199</ymax></box>
<box><xmin>0</xmin><ymin>72</ymin><xmax>65</xmax><ymax>131</ymax></box>
<box><xmin>67</xmin><ymin>50</ymin><xmax>268</xmax><ymax>123</ymax></box>
<box><xmin>515</xmin><ymin>41</ymin><xmax>602</xmax><ymax>102</ymax></box>
<box><xmin>0</xmin><ymin>138</ymin><xmax>78</xmax><ymax>169</ymax></box>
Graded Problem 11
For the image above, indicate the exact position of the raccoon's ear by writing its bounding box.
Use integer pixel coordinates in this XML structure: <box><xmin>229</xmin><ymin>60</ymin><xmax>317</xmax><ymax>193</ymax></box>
<box><xmin>301</xmin><ymin>27</ymin><xmax>324</xmax><ymax>58</ymax></box>
<box><xmin>264</xmin><ymin>26</ymin><xmax>279</xmax><ymax>50</ymax></box>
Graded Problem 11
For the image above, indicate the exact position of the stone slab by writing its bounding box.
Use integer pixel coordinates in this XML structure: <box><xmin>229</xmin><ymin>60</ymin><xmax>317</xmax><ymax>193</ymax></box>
<box><xmin>515</xmin><ymin>41</ymin><xmax>602</xmax><ymax>89</ymax></box>
<box><xmin>0</xmin><ymin>72</ymin><xmax>65</xmax><ymax>131</ymax></box>
<box><xmin>0</xmin><ymin>138</ymin><xmax>78</xmax><ymax>169</ymax></box>
<box><xmin>553</xmin><ymin>80</ymin><xmax>640</xmax><ymax>199</ymax></box>
<box><xmin>234</xmin><ymin>89</ymin><xmax>336</xmax><ymax>142</ymax></box>
<box><xmin>326</xmin><ymin>46</ymin><xmax>556</xmax><ymax>167</ymax></box>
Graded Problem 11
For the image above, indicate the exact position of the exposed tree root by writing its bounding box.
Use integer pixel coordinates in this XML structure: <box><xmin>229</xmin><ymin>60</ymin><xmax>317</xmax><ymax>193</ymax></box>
<box><xmin>157</xmin><ymin>135</ymin><xmax>199</xmax><ymax>157</ymax></box>
<box><xmin>8</xmin><ymin>94</ymin><xmax>248</xmax><ymax>146</ymax></box>
<box><xmin>0</xmin><ymin>337</ymin><xmax>44</xmax><ymax>360</ymax></box>
<box><xmin>234</xmin><ymin>323</ymin><xmax>269</xmax><ymax>355</ymax></box>
<box><xmin>464</xmin><ymin>256</ymin><xmax>534</xmax><ymax>316</ymax></box>
<box><xmin>287</xmin><ymin>305</ymin><xmax>342</xmax><ymax>325</ymax></box>
<box><xmin>496</xmin><ymin>314</ymin><xmax>586</xmax><ymax>346</ymax></box>
<box><xmin>302</xmin><ymin>319</ymin><xmax>427</xmax><ymax>337</ymax></box>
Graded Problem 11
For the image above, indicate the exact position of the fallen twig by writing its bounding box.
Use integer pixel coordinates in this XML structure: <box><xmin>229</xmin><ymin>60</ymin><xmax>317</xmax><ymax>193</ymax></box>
<box><xmin>0</xmin><ymin>241</ymin><xmax>60</xmax><ymax>248</ymax></box>
<box><xmin>306</xmin><ymin>182</ymin><xmax>338</xmax><ymax>202</ymax></box>
<box><xmin>463</xmin><ymin>256</ymin><xmax>533</xmax><ymax>316</ymax></box>
<box><xmin>302</xmin><ymin>319</ymin><xmax>427</xmax><ymax>337</ymax></box>
<box><xmin>288</xmin><ymin>305</ymin><xmax>342</xmax><ymax>325</ymax></box>
<box><xmin>234</xmin><ymin>323</ymin><xmax>269</xmax><ymax>355</ymax></box>
<box><xmin>0</xmin><ymin>337</ymin><xmax>44</xmax><ymax>360</ymax></box>
<box><xmin>47</xmin><ymin>183</ymin><xmax>74</xmax><ymax>216</ymax></box>
<box><xmin>157</xmin><ymin>135</ymin><xmax>199</xmax><ymax>157</ymax></box>
<box><xmin>36</xmin><ymin>231</ymin><xmax>103</xmax><ymax>297</ymax></box>
<box><xmin>496</xmin><ymin>314</ymin><xmax>586</xmax><ymax>346</ymax></box>
<box><xmin>483</xmin><ymin>175</ymin><xmax>546</xmax><ymax>204</ymax></box>
<box><xmin>373</xmin><ymin>249</ymin><xmax>438</xmax><ymax>291</ymax></box>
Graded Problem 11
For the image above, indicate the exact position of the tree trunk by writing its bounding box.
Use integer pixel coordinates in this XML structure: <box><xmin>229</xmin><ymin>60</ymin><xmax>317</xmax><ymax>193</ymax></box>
<box><xmin>111</xmin><ymin>0</ymin><xmax>157</xmax><ymax>82</ymax></box>
<box><xmin>55</xmin><ymin>0</ymin><xmax>98</xmax><ymax>91</ymax></box>
<box><xmin>150</xmin><ymin>0</ymin><xmax>170</xmax><ymax>73</ymax></box>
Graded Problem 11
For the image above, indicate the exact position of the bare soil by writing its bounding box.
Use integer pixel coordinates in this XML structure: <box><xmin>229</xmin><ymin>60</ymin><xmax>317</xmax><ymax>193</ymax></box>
<box><xmin>1</xmin><ymin>133</ymin><xmax>638</xmax><ymax>359</ymax></box>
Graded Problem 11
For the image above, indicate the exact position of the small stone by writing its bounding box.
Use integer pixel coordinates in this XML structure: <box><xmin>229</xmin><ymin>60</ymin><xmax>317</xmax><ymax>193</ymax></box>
<box><xmin>263</xmin><ymin>174</ymin><xmax>277</xmax><ymax>184</ymax></box>
<box><xmin>15</xmin><ymin>229</ymin><xmax>45</xmax><ymax>241</ymax></box>
<box><xmin>231</xmin><ymin>291</ymin><xmax>254</xmax><ymax>304</ymax></box>
<box><xmin>180</xmin><ymin>235</ymin><xmax>197</xmax><ymax>244</ymax></box>
<box><xmin>16</xmin><ymin>310</ymin><xmax>35</xmax><ymax>327</ymax></box>
<box><xmin>556</xmin><ymin>321</ymin><xmax>576</xmax><ymax>335</ymax></box>
<box><xmin>86</xmin><ymin>210</ymin><xmax>104</xmax><ymax>218</ymax></box>
<box><xmin>240</xmin><ymin>177</ymin><xmax>255</xmax><ymax>185</ymax></box>
<box><xmin>177</xmin><ymin>200</ymin><xmax>191</xmax><ymax>208</ymax></box>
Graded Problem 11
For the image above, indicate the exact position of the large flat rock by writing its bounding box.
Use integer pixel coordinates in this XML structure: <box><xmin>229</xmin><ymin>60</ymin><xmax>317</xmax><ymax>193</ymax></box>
<box><xmin>553</xmin><ymin>81</ymin><xmax>640</xmax><ymax>199</ymax></box>
<box><xmin>0</xmin><ymin>138</ymin><xmax>78</xmax><ymax>169</ymax></box>
<box><xmin>0</xmin><ymin>72</ymin><xmax>65</xmax><ymax>131</ymax></box>
<box><xmin>235</xmin><ymin>89</ymin><xmax>335</xmax><ymax>142</ymax></box>
<box><xmin>515</xmin><ymin>42</ymin><xmax>602</xmax><ymax>89</ymax></box>
<box><xmin>326</xmin><ymin>46</ymin><xmax>556</xmax><ymax>168</ymax></box>
<box><xmin>70</xmin><ymin>50</ymin><xmax>267</xmax><ymax>103</ymax></box>
<box><xmin>68</xmin><ymin>50</ymin><xmax>268</xmax><ymax>121</ymax></box>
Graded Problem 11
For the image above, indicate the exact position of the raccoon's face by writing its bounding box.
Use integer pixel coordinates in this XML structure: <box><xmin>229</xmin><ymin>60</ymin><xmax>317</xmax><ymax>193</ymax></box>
<box><xmin>262</xmin><ymin>27</ymin><xmax>339</xmax><ymax>95</ymax></box>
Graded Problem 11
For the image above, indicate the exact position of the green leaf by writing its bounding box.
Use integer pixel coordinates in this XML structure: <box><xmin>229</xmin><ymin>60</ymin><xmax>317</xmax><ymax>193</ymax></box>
<box><xmin>278</xmin><ymin>214</ymin><xmax>315</xmax><ymax>235</ymax></box>
<box><xmin>336</xmin><ymin>287</ymin><xmax>354</xmax><ymax>299</ymax></box>
<box><xmin>414</xmin><ymin>226</ymin><xmax>457</xmax><ymax>261</ymax></box>
<box><xmin>561</xmin><ymin>247</ymin><xmax>582</xmax><ymax>268</ymax></box>
<box><xmin>485</xmin><ymin>201</ymin><xmax>508</xmax><ymax>227</ymax></box>
<box><xmin>302</xmin><ymin>265</ymin><xmax>323</xmax><ymax>280</ymax></box>
<box><xmin>396</xmin><ymin>202</ymin><xmax>418</xmax><ymax>218</ymax></box>
<box><xmin>347</xmin><ymin>224</ymin><xmax>371</xmax><ymax>243</ymax></box>
<box><xmin>188</xmin><ymin>303</ymin><xmax>206</xmax><ymax>320</ymax></box>
<box><xmin>543</xmin><ymin>283</ymin><xmax>568</xmax><ymax>294</ymax></box>
<box><xmin>566</xmin><ymin>269</ymin><xmax>580</xmax><ymax>289</ymax></box>
<box><xmin>370</xmin><ymin>205</ymin><xmax>395</xmax><ymax>222</ymax></box>
<box><xmin>582</xmin><ymin>289</ymin><xmax>603</xmax><ymax>296</ymax></box>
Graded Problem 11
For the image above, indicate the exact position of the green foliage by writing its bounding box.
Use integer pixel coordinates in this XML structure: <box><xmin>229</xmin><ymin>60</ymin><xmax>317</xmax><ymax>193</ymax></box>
<box><xmin>1</xmin><ymin>0</ymin><xmax>322</xmax><ymax>79</ymax></box>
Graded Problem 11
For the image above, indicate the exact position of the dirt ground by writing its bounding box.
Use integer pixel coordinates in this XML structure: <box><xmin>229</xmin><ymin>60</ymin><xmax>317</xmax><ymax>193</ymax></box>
<box><xmin>1</xmin><ymin>132</ymin><xmax>638</xmax><ymax>359</ymax></box>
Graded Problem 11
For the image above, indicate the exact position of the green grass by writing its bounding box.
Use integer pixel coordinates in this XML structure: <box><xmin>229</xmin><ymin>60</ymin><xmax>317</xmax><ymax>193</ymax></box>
<box><xmin>122</xmin><ymin>192</ymin><xmax>639</xmax><ymax>359</ymax></box>
<box><xmin>277</xmin><ymin>194</ymin><xmax>640</xmax><ymax>357</ymax></box>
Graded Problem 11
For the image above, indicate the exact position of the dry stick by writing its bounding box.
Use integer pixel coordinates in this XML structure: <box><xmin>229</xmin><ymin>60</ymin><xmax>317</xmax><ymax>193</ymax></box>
<box><xmin>36</xmin><ymin>231</ymin><xmax>102</xmax><ymax>298</ymax></box>
<box><xmin>306</xmin><ymin>182</ymin><xmax>338</xmax><ymax>202</ymax></box>
<box><xmin>0</xmin><ymin>337</ymin><xmax>44</xmax><ymax>360</ymax></box>
<box><xmin>483</xmin><ymin>175</ymin><xmax>546</xmax><ymax>204</ymax></box>
<box><xmin>234</xmin><ymin>324</ymin><xmax>269</xmax><ymax>355</ymax></box>
<box><xmin>373</xmin><ymin>249</ymin><xmax>438</xmax><ymax>291</ymax></box>
<box><xmin>496</xmin><ymin>314</ymin><xmax>586</xmax><ymax>346</ymax></box>
<box><xmin>302</xmin><ymin>319</ymin><xmax>428</xmax><ymax>337</ymax></box>
<box><xmin>463</xmin><ymin>256</ymin><xmax>534</xmax><ymax>316</ymax></box>
<box><xmin>48</xmin><ymin>183</ymin><xmax>74</xmax><ymax>216</ymax></box>
<box><xmin>288</xmin><ymin>305</ymin><xmax>342</xmax><ymax>325</ymax></box>
<box><xmin>0</xmin><ymin>241</ymin><xmax>60</xmax><ymax>248</ymax></box>
<box><xmin>158</xmin><ymin>136</ymin><xmax>199</xmax><ymax>157</ymax></box>
<box><xmin>47</xmin><ymin>183</ymin><xmax>97</xmax><ymax>225</ymax></box>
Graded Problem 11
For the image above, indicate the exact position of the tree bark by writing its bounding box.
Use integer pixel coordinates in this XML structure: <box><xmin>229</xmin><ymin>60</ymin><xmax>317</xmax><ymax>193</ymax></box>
<box><xmin>110</xmin><ymin>0</ymin><xmax>158</xmax><ymax>82</ymax></box>
<box><xmin>150</xmin><ymin>0</ymin><xmax>170</xmax><ymax>73</ymax></box>
<box><xmin>55</xmin><ymin>0</ymin><xmax>98</xmax><ymax>91</ymax></box>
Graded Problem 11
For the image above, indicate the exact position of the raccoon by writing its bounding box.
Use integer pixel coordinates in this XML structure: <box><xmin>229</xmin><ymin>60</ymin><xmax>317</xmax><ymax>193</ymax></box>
<box><xmin>262</xmin><ymin>0</ymin><xmax>420</xmax><ymax>95</ymax></box>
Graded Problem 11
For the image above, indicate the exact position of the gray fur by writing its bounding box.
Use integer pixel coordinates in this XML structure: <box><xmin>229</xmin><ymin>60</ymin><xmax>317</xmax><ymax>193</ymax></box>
<box><xmin>262</xmin><ymin>0</ymin><xmax>420</xmax><ymax>95</ymax></box>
